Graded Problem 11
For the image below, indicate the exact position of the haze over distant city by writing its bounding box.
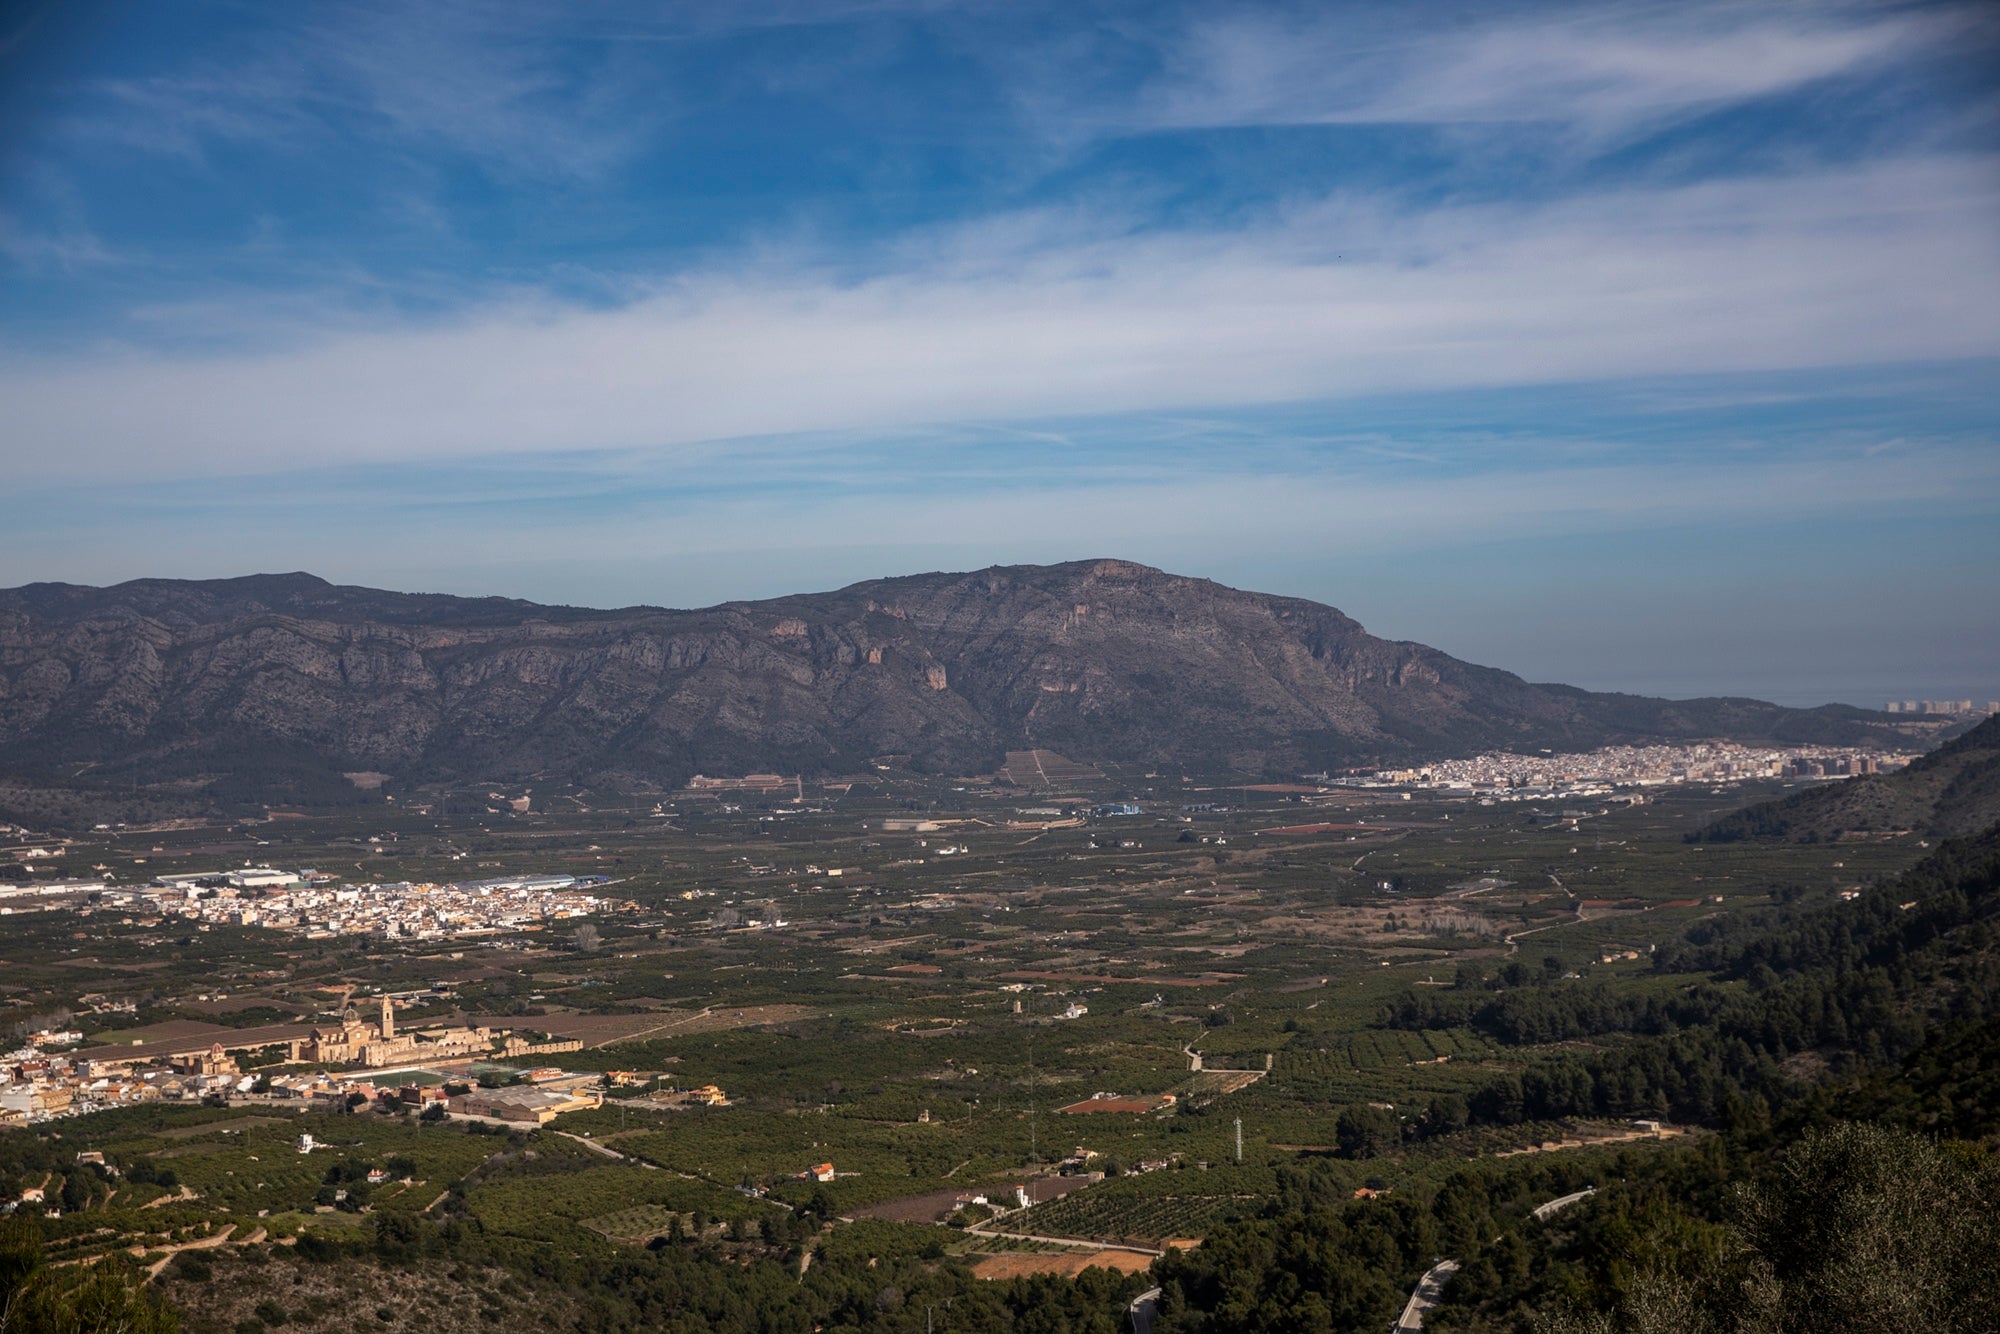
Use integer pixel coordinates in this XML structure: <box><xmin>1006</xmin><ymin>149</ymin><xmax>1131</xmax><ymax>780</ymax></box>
<box><xmin>2</xmin><ymin>0</ymin><xmax>1996</xmax><ymax>706</ymax></box>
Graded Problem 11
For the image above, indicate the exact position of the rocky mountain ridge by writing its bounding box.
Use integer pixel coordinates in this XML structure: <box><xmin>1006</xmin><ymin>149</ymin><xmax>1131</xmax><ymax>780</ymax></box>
<box><xmin>0</xmin><ymin>560</ymin><xmax>1913</xmax><ymax>801</ymax></box>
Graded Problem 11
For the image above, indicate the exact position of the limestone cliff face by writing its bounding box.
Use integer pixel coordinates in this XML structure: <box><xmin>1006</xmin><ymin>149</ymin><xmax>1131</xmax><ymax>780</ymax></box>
<box><xmin>0</xmin><ymin>562</ymin><xmax>1903</xmax><ymax>792</ymax></box>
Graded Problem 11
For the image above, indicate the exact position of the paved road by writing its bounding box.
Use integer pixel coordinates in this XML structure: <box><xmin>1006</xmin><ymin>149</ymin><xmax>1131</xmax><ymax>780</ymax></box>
<box><xmin>558</xmin><ymin>1130</ymin><xmax>658</xmax><ymax>1169</ymax></box>
<box><xmin>1503</xmin><ymin>908</ymin><xmax>1584</xmax><ymax>954</ymax></box>
<box><xmin>1532</xmin><ymin>1187</ymin><xmax>1596</xmax><ymax>1221</ymax></box>
<box><xmin>1390</xmin><ymin>1184</ymin><xmax>1594</xmax><ymax>1330</ymax></box>
<box><xmin>1394</xmin><ymin>1260</ymin><xmax>1460</xmax><ymax>1332</ymax></box>
<box><xmin>1129</xmin><ymin>1286</ymin><xmax>1163</xmax><ymax>1334</ymax></box>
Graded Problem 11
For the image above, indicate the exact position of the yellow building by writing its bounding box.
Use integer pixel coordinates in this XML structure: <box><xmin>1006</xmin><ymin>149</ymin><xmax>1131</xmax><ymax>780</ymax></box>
<box><xmin>290</xmin><ymin>997</ymin><xmax>495</xmax><ymax>1068</ymax></box>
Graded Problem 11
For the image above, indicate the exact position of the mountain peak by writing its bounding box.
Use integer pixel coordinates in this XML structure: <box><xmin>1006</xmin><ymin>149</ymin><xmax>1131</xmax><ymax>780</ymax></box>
<box><xmin>0</xmin><ymin>563</ymin><xmax>1912</xmax><ymax>798</ymax></box>
<box><xmin>1081</xmin><ymin>557</ymin><xmax>1162</xmax><ymax>579</ymax></box>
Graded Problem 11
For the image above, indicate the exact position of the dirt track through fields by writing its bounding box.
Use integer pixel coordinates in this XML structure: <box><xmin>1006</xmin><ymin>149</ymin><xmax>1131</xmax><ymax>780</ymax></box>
<box><xmin>475</xmin><ymin>1003</ymin><xmax>820</xmax><ymax>1047</ymax></box>
<box><xmin>131</xmin><ymin>1223</ymin><xmax>286</xmax><ymax>1282</ymax></box>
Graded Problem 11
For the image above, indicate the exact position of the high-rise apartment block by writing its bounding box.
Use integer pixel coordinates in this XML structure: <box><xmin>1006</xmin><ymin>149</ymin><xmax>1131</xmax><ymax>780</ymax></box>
<box><xmin>1885</xmin><ymin>699</ymin><xmax>1995</xmax><ymax>716</ymax></box>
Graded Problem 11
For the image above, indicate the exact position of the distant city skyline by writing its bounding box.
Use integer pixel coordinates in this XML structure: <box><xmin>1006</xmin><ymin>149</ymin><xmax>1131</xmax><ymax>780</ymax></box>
<box><xmin>2</xmin><ymin>1</ymin><xmax>1996</xmax><ymax>708</ymax></box>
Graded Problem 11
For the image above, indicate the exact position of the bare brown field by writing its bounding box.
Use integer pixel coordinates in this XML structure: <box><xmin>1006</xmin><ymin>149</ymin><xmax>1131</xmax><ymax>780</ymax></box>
<box><xmin>996</xmin><ymin>970</ymin><xmax>1238</xmax><ymax>988</ymax></box>
<box><xmin>1494</xmin><ymin>1125</ymin><xmax>1685</xmax><ymax>1157</ymax></box>
<box><xmin>75</xmin><ymin>1022</ymin><xmax>316</xmax><ymax>1065</ymax></box>
<box><xmin>1254</xmin><ymin>822</ymin><xmax>1373</xmax><ymax>836</ymax></box>
<box><xmin>969</xmin><ymin>1249</ymin><xmax>1156</xmax><ymax>1280</ymax></box>
<box><xmin>1058</xmin><ymin>1096</ymin><xmax>1166</xmax><ymax>1115</ymax></box>
<box><xmin>1185</xmin><ymin>1069</ymin><xmax>1264</xmax><ymax>1095</ymax></box>
<box><xmin>849</xmin><ymin>1188</ymin><xmax>972</xmax><ymax>1224</ymax></box>
<box><xmin>92</xmin><ymin>1019</ymin><xmax>236</xmax><ymax>1044</ymax></box>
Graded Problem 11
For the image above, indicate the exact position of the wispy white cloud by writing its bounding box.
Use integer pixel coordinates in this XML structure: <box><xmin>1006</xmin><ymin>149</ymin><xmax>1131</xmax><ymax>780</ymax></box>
<box><xmin>1094</xmin><ymin>0</ymin><xmax>1963</xmax><ymax>138</ymax></box>
<box><xmin>304</xmin><ymin>2</ymin><xmax>660</xmax><ymax>180</ymax></box>
<box><xmin>73</xmin><ymin>64</ymin><xmax>322</xmax><ymax>163</ymax></box>
<box><xmin>0</xmin><ymin>210</ymin><xmax>114</xmax><ymax>271</ymax></box>
<box><xmin>4</xmin><ymin>154</ymin><xmax>1995</xmax><ymax>480</ymax></box>
<box><xmin>0</xmin><ymin>155</ymin><xmax>122</xmax><ymax>273</ymax></box>
<box><xmin>58</xmin><ymin>1</ymin><xmax>664</xmax><ymax>180</ymax></box>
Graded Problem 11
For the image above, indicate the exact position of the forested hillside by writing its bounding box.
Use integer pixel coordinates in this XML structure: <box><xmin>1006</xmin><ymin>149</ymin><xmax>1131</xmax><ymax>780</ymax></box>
<box><xmin>1145</xmin><ymin>828</ymin><xmax>2000</xmax><ymax>1332</ymax></box>
<box><xmin>1692</xmin><ymin>713</ymin><xmax>2000</xmax><ymax>843</ymax></box>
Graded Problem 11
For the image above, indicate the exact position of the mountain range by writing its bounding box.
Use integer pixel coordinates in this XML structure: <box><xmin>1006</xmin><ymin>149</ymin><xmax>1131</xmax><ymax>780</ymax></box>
<box><xmin>0</xmin><ymin>560</ymin><xmax>1916</xmax><ymax>804</ymax></box>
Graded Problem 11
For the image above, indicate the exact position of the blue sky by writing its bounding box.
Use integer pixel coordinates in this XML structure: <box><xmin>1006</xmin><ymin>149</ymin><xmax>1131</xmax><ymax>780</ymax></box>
<box><xmin>2</xmin><ymin>0</ymin><xmax>1996</xmax><ymax>706</ymax></box>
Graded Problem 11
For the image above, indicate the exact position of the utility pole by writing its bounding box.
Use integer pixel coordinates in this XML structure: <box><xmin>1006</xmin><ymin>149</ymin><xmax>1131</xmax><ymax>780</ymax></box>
<box><xmin>1235</xmin><ymin>1117</ymin><xmax>1242</xmax><ymax>1163</ymax></box>
<box><xmin>1026</xmin><ymin>1012</ymin><xmax>1038</xmax><ymax>1166</ymax></box>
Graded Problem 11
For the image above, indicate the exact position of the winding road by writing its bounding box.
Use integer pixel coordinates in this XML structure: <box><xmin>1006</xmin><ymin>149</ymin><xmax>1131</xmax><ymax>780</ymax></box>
<box><xmin>1393</xmin><ymin>1260</ymin><xmax>1460</xmax><ymax>1332</ymax></box>
<box><xmin>1391</xmin><ymin>1186</ymin><xmax>1598</xmax><ymax>1330</ymax></box>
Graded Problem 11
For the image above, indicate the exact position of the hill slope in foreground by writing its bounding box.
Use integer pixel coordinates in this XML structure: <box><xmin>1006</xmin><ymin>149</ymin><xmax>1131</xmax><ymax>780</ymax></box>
<box><xmin>0</xmin><ymin>559</ymin><xmax>1914</xmax><ymax>796</ymax></box>
<box><xmin>1695</xmin><ymin>713</ymin><xmax>2000</xmax><ymax>843</ymax></box>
